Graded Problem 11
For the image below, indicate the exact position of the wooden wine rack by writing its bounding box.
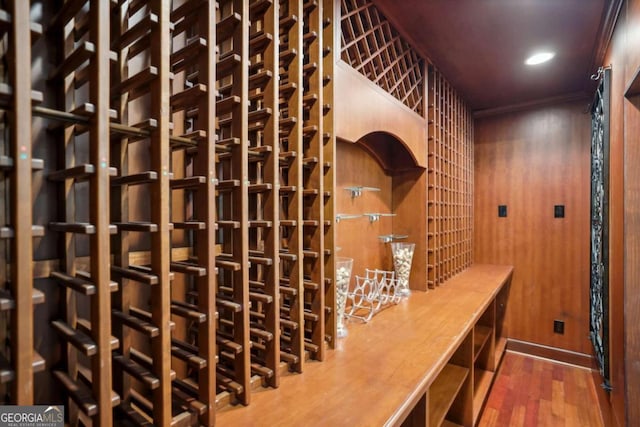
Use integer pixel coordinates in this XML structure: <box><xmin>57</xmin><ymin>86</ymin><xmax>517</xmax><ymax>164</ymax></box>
<box><xmin>339</xmin><ymin>0</ymin><xmax>423</xmax><ymax>116</ymax></box>
<box><xmin>0</xmin><ymin>0</ymin><xmax>45</xmax><ymax>405</ymax></box>
<box><xmin>0</xmin><ymin>0</ymin><xmax>498</xmax><ymax>424</ymax></box>
<box><xmin>302</xmin><ymin>0</ymin><xmax>325</xmax><ymax>361</ymax></box>
<box><xmin>427</xmin><ymin>65</ymin><xmax>473</xmax><ymax>287</ymax></box>
<box><xmin>14</xmin><ymin>0</ymin><xmax>334</xmax><ymax>422</ymax></box>
<box><xmin>322</xmin><ymin>0</ymin><xmax>336</xmax><ymax>348</ymax></box>
<box><xmin>278</xmin><ymin>0</ymin><xmax>305</xmax><ymax>372</ymax></box>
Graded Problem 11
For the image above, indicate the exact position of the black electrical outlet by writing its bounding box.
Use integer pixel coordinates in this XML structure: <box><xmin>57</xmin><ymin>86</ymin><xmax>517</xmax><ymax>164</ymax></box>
<box><xmin>554</xmin><ymin>205</ymin><xmax>565</xmax><ymax>218</ymax></box>
<box><xmin>498</xmin><ymin>205</ymin><xmax>507</xmax><ymax>217</ymax></box>
<box><xmin>553</xmin><ymin>320</ymin><xmax>565</xmax><ymax>334</ymax></box>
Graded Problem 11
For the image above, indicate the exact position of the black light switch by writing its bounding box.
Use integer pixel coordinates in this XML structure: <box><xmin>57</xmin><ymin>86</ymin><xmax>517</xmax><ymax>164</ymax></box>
<box><xmin>498</xmin><ymin>205</ymin><xmax>507</xmax><ymax>217</ymax></box>
<box><xmin>554</xmin><ymin>205</ymin><xmax>565</xmax><ymax>218</ymax></box>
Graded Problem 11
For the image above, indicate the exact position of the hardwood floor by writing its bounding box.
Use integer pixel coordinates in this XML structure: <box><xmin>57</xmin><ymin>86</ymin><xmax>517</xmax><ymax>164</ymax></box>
<box><xmin>478</xmin><ymin>351</ymin><xmax>603</xmax><ymax>427</ymax></box>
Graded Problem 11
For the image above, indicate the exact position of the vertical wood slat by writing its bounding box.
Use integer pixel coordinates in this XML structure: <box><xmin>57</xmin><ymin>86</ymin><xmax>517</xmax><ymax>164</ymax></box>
<box><xmin>279</xmin><ymin>0</ymin><xmax>305</xmax><ymax>373</ymax></box>
<box><xmin>8</xmin><ymin>0</ymin><xmax>34</xmax><ymax>404</ymax></box>
<box><xmin>249</xmin><ymin>0</ymin><xmax>281</xmax><ymax>388</ymax></box>
<box><xmin>60</xmin><ymin>2</ymin><xmax>80</xmax><ymax>422</ymax></box>
<box><xmin>110</xmin><ymin>0</ymin><xmax>131</xmax><ymax>409</ymax></box>
<box><xmin>231</xmin><ymin>0</ymin><xmax>251</xmax><ymax>405</ymax></box>
<box><xmin>303</xmin><ymin>0</ymin><xmax>325</xmax><ymax>361</ymax></box>
<box><xmin>88</xmin><ymin>1</ymin><xmax>114</xmax><ymax>424</ymax></box>
<box><xmin>322</xmin><ymin>0</ymin><xmax>336</xmax><ymax>348</ymax></box>
<box><xmin>197</xmin><ymin>0</ymin><xmax>218</xmax><ymax>423</ymax></box>
<box><xmin>149</xmin><ymin>1</ymin><xmax>172</xmax><ymax>424</ymax></box>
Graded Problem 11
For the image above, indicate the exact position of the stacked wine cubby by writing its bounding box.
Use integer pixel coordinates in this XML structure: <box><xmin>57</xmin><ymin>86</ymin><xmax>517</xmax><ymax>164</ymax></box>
<box><xmin>278</xmin><ymin>0</ymin><xmax>305</xmax><ymax>371</ymax></box>
<box><xmin>110</xmin><ymin>1</ymin><xmax>175</xmax><ymax>425</ymax></box>
<box><xmin>45</xmin><ymin>0</ymin><xmax>118</xmax><ymax>425</ymax></box>
<box><xmin>0</xmin><ymin>0</ymin><xmax>45</xmax><ymax>405</ymax></box>
<box><xmin>245</xmin><ymin>0</ymin><xmax>280</xmax><ymax>387</ymax></box>
<box><xmin>301</xmin><ymin>0</ymin><xmax>325</xmax><ymax>361</ymax></box>
<box><xmin>339</xmin><ymin>0</ymin><xmax>424</xmax><ymax>117</ymax></box>
<box><xmin>321</xmin><ymin>0</ymin><xmax>336</xmax><ymax>347</ymax></box>
<box><xmin>170</xmin><ymin>0</ymin><xmax>218</xmax><ymax>424</ymax></box>
<box><xmin>215</xmin><ymin>0</ymin><xmax>251</xmax><ymax>407</ymax></box>
<box><xmin>427</xmin><ymin>65</ymin><xmax>473</xmax><ymax>287</ymax></box>
<box><xmin>1</xmin><ymin>0</ymin><xmax>336</xmax><ymax>424</ymax></box>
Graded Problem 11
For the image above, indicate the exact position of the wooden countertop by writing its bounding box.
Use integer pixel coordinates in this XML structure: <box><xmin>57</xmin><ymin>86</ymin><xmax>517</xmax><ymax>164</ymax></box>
<box><xmin>217</xmin><ymin>264</ymin><xmax>514</xmax><ymax>426</ymax></box>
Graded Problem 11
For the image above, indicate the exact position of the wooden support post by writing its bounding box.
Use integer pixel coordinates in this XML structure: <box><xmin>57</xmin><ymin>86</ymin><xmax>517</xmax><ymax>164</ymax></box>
<box><xmin>8</xmin><ymin>0</ymin><xmax>34</xmax><ymax>404</ymax></box>
<box><xmin>231</xmin><ymin>0</ymin><xmax>251</xmax><ymax>405</ymax></box>
<box><xmin>322</xmin><ymin>0</ymin><xmax>336</xmax><ymax>349</ymax></box>
<box><xmin>303</xmin><ymin>0</ymin><xmax>325</xmax><ymax>361</ymax></box>
<box><xmin>88</xmin><ymin>1</ymin><xmax>114</xmax><ymax>424</ymax></box>
<box><xmin>250</xmin><ymin>0</ymin><xmax>281</xmax><ymax>388</ymax></box>
<box><xmin>149</xmin><ymin>1</ymin><xmax>173</xmax><ymax>424</ymax></box>
<box><xmin>279</xmin><ymin>0</ymin><xmax>305</xmax><ymax>373</ymax></box>
<box><xmin>194</xmin><ymin>1</ymin><xmax>217</xmax><ymax>423</ymax></box>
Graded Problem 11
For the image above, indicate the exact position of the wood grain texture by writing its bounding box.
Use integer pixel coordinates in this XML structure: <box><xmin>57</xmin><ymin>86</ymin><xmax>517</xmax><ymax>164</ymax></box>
<box><xmin>8</xmin><ymin>0</ymin><xmax>34</xmax><ymax>404</ymax></box>
<box><xmin>217</xmin><ymin>264</ymin><xmax>512</xmax><ymax>426</ymax></box>
<box><xmin>474</xmin><ymin>101</ymin><xmax>592</xmax><ymax>355</ymax></box>
<box><xmin>149</xmin><ymin>1</ymin><xmax>173</xmax><ymax>423</ymax></box>
<box><xmin>393</xmin><ymin>169</ymin><xmax>428</xmax><ymax>291</ymax></box>
<box><xmin>88</xmin><ymin>1</ymin><xmax>114</xmax><ymax>424</ymax></box>
<box><xmin>478</xmin><ymin>352</ymin><xmax>603</xmax><ymax>427</ymax></box>
<box><xmin>334</xmin><ymin>61</ymin><xmax>427</xmax><ymax>167</ymax></box>
<box><xmin>602</xmin><ymin>9</ymin><xmax>626</xmax><ymax>426</ymax></box>
<box><xmin>602</xmin><ymin>1</ymin><xmax>640</xmax><ymax>424</ymax></box>
<box><xmin>336</xmin><ymin>140</ymin><xmax>393</xmax><ymax>279</ymax></box>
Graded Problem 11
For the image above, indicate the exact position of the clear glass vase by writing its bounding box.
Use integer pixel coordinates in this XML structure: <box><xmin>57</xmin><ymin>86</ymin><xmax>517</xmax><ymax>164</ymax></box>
<box><xmin>335</xmin><ymin>257</ymin><xmax>354</xmax><ymax>338</ymax></box>
<box><xmin>391</xmin><ymin>242</ymin><xmax>415</xmax><ymax>297</ymax></box>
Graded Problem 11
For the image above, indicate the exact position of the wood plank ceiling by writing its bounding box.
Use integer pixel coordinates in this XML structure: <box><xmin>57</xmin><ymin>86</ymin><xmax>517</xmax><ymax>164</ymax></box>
<box><xmin>373</xmin><ymin>0</ymin><xmax>620</xmax><ymax>112</ymax></box>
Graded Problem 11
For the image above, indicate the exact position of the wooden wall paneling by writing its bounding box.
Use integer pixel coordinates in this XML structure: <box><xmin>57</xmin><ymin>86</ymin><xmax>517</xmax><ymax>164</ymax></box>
<box><xmin>0</xmin><ymin>0</ymin><xmax>45</xmax><ymax>404</ymax></box>
<box><xmin>625</xmin><ymin>93</ymin><xmax>640</xmax><ymax>427</ymax></box>
<box><xmin>391</xmin><ymin>169</ymin><xmax>428</xmax><ymax>292</ymax></box>
<box><xmin>278</xmin><ymin>0</ymin><xmax>305</xmax><ymax>373</ymax></box>
<box><xmin>322</xmin><ymin>0</ymin><xmax>336</xmax><ymax>348</ymax></box>
<box><xmin>302</xmin><ymin>0</ymin><xmax>326</xmax><ymax>361</ymax></box>
<box><xmin>246</xmin><ymin>0</ymin><xmax>280</xmax><ymax>388</ymax></box>
<box><xmin>335</xmin><ymin>141</ymin><xmax>392</xmax><ymax>278</ymax></box>
<box><xmin>603</xmin><ymin>2</ymin><xmax>640</xmax><ymax>424</ymax></box>
<box><xmin>45</xmin><ymin>1</ymin><xmax>119</xmax><ymax>424</ymax></box>
<box><xmin>215</xmin><ymin>0</ymin><xmax>252</xmax><ymax>406</ymax></box>
<box><xmin>169</xmin><ymin>0</ymin><xmax>218</xmax><ymax>424</ymax></box>
<box><xmin>474</xmin><ymin>102</ymin><xmax>591</xmax><ymax>356</ymax></box>
<box><xmin>601</xmin><ymin>5</ymin><xmax>626</xmax><ymax>425</ymax></box>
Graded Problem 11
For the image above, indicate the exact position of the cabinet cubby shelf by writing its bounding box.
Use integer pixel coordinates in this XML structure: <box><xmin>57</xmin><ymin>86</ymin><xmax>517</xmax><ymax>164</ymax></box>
<box><xmin>429</xmin><ymin>363</ymin><xmax>469</xmax><ymax>427</ymax></box>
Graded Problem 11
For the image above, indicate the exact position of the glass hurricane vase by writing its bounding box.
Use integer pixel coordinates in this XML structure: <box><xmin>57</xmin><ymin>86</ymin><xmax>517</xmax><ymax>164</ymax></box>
<box><xmin>391</xmin><ymin>242</ymin><xmax>415</xmax><ymax>297</ymax></box>
<box><xmin>335</xmin><ymin>257</ymin><xmax>354</xmax><ymax>338</ymax></box>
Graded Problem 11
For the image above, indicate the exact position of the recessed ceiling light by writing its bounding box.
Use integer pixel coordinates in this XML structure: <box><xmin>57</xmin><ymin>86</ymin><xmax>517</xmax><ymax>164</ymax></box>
<box><xmin>525</xmin><ymin>52</ymin><xmax>555</xmax><ymax>65</ymax></box>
